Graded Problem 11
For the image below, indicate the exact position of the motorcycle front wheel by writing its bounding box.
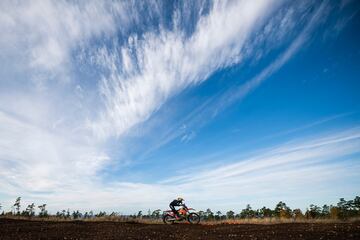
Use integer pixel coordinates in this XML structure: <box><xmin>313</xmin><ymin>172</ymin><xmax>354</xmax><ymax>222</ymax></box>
<box><xmin>187</xmin><ymin>213</ymin><xmax>200</xmax><ymax>224</ymax></box>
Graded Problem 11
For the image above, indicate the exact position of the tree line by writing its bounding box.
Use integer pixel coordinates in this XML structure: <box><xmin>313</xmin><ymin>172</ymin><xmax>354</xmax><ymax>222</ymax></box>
<box><xmin>198</xmin><ymin>196</ymin><xmax>360</xmax><ymax>220</ymax></box>
<box><xmin>0</xmin><ymin>197</ymin><xmax>48</xmax><ymax>218</ymax></box>
<box><xmin>0</xmin><ymin>196</ymin><xmax>359</xmax><ymax>220</ymax></box>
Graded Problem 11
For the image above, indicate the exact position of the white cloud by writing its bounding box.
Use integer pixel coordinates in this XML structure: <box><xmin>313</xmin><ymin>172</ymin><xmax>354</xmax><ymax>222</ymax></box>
<box><xmin>0</xmin><ymin>111</ymin><xmax>109</xmax><ymax>194</ymax></box>
<box><xmin>0</xmin><ymin>0</ymin><xmax>118</xmax><ymax>85</ymax></box>
<box><xmin>211</xmin><ymin>1</ymin><xmax>329</xmax><ymax>115</ymax></box>
<box><xmin>180</xmin><ymin>131</ymin><xmax>196</xmax><ymax>143</ymax></box>
<box><xmin>0</xmin><ymin>1</ymin><xmax>122</xmax><ymax>206</ymax></box>
<box><xmin>91</xmin><ymin>0</ymin><xmax>282</xmax><ymax>139</ymax></box>
<box><xmin>106</xmin><ymin>0</ymin><xmax>330</xmax><ymax>156</ymax></box>
<box><xmin>166</xmin><ymin>128</ymin><xmax>360</xmax><ymax>186</ymax></box>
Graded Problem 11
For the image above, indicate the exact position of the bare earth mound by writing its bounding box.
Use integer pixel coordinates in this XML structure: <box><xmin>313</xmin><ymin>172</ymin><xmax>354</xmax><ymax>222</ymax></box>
<box><xmin>0</xmin><ymin>218</ymin><xmax>359</xmax><ymax>240</ymax></box>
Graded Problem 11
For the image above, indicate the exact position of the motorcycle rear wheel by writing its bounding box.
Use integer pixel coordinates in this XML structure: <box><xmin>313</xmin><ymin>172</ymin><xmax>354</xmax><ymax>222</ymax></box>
<box><xmin>163</xmin><ymin>214</ymin><xmax>175</xmax><ymax>224</ymax></box>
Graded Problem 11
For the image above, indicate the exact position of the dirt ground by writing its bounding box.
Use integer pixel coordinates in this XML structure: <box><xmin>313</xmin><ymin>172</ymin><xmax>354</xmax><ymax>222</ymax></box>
<box><xmin>1</xmin><ymin>218</ymin><xmax>360</xmax><ymax>240</ymax></box>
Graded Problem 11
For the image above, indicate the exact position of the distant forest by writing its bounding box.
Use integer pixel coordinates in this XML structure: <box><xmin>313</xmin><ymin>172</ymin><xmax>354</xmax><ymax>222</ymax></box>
<box><xmin>1</xmin><ymin>196</ymin><xmax>359</xmax><ymax>221</ymax></box>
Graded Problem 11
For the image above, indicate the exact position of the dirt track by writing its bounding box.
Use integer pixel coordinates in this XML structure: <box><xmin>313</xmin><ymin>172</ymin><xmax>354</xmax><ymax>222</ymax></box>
<box><xmin>1</xmin><ymin>218</ymin><xmax>360</xmax><ymax>240</ymax></box>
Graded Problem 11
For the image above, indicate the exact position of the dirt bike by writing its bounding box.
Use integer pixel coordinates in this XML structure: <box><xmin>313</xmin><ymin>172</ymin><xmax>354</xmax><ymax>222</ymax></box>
<box><xmin>162</xmin><ymin>206</ymin><xmax>200</xmax><ymax>224</ymax></box>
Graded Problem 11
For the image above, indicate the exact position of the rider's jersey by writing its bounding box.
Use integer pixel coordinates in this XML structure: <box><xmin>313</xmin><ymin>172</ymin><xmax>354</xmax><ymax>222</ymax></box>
<box><xmin>170</xmin><ymin>199</ymin><xmax>185</xmax><ymax>207</ymax></box>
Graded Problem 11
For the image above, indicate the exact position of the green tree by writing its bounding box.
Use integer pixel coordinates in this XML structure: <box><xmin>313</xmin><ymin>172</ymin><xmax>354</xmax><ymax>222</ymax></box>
<box><xmin>353</xmin><ymin>196</ymin><xmax>360</xmax><ymax>210</ymax></box>
<box><xmin>321</xmin><ymin>205</ymin><xmax>330</xmax><ymax>218</ymax></box>
<box><xmin>306</xmin><ymin>204</ymin><xmax>321</xmax><ymax>219</ymax></box>
<box><xmin>72</xmin><ymin>210</ymin><xmax>82</xmax><ymax>219</ymax></box>
<box><xmin>274</xmin><ymin>201</ymin><xmax>291</xmax><ymax>218</ymax></box>
<box><xmin>60</xmin><ymin>210</ymin><xmax>66</xmax><ymax>218</ymax></box>
<box><xmin>215</xmin><ymin>211</ymin><xmax>222</xmax><ymax>220</ymax></box>
<box><xmin>25</xmin><ymin>203</ymin><xmax>35</xmax><ymax>217</ymax></box>
<box><xmin>151</xmin><ymin>209</ymin><xmax>161</xmax><ymax>219</ymax></box>
<box><xmin>337</xmin><ymin>198</ymin><xmax>347</xmax><ymax>212</ymax></box>
<box><xmin>38</xmin><ymin>204</ymin><xmax>48</xmax><ymax>217</ymax></box>
<box><xmin>13</xmin><ymin>197</ymin><xmax>21</xmax><ymax>215</ymax></box>
<box><xmin>240</xmin><ymin>204</ymin><xmax>255</xmax><ymax>218</ymax></box>
<box><xmin>0</xmin><ymin>203</ymin><xmax>4</xmax><ymax>216</ymax></box>
<box><xmin>226</xmin><ymin>210</ymin><xmax>235</xmax><ymax>219</ymax></box>
<box><xmin>95</xmin><ymin>211</ymin><xmax>106</xmax><ymax>217</ymax></box>
<box><xmin>292</xmin><ymin>209</ymin><xmax>304</xmax><ymax>219</ymax></box>
<box><xmin>259</xmin><ymin>206</ymin><xmax>272</xmax><ymax>218</ymax></box>
<box><xmin>345</xmin><ymin>196</ymin><xmax>360</xmax><ymax>217</ymax></box>
<box><xmin>206</xmin><ymin>208</ymin><xmax>214</xmax><ymax>220</ymax></box>
<box><xmin>337</xmin><ymin>198</ymin><xmax>352</xmax><ymax>219</ymax></box>
<box><xmin>198</xmin><ymin>210</ymin><xmax>205</xmax><ymax>218</ymax></box>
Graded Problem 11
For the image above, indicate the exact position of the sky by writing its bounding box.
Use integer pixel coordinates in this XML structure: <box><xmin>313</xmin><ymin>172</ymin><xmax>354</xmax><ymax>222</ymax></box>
<box><xmin>0</xmin><ymin>0</ymin><xmax>360</xmax><ymax>214</ymax></box>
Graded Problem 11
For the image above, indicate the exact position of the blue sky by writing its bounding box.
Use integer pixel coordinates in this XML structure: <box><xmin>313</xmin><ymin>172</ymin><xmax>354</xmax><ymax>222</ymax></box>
<box><xmin>0</xmin><ymin>0</ymin><xmax>360</xmax><ymax>214</ymax></box>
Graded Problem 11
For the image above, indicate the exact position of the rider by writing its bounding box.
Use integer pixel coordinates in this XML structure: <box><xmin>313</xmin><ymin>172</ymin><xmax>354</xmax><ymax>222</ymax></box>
<box><xmin>169</xmin><ymin>197</ymin><xmax>186</xmax><ymax>219</ymax></box>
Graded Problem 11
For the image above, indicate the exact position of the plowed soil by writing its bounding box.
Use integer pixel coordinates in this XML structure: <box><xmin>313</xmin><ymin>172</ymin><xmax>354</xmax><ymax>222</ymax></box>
<box><xmin>1</xmin><ymin>218</ymin><xmax>359</xmax><ymax>240</ymax></box>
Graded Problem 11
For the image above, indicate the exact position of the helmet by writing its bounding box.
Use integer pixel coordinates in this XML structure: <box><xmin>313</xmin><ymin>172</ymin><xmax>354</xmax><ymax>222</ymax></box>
<box><xmin>177</xmin><ymin>197</ymin><xmax>184</xmax><ymax>201</ymax></box>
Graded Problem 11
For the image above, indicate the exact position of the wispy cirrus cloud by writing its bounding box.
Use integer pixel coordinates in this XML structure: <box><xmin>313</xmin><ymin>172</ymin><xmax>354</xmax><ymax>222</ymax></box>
<box><xmin>162</xmin><ymin>127</ymin><xmax>360</xmax><ymax>209</ymax></box>
<box><xmin>90</xmin><ymin>0</ymin><xmax>282</xmax><ymax>139</ymax></box>
<box><xmin>216</xmin><ymin>1</ymin><xmax>329</xmax><ymax>110</ymax></box>
<box><xmin>117</xmin><ymin>0</ymin><xmax>332</xmax><ymax>157</ymax></box>
<box><xmin>165</xmin><ymin>127</ymin><xmax>360</xmax><ymax>185</ymax></box>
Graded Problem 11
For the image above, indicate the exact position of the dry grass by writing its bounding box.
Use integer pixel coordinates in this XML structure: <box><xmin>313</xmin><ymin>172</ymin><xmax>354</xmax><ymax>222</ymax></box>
<box><xmin>202</xmin><ymin>217</ymin><xmax>360</xmax><ymax>225</ymax></box>
<box><xmin>2</xmin><ymin>215</ymin><xmax>359</xmax><ymax>225</ymax></box>
<box><xmin>0</xmin><ymin>215</ymin><xmax>162</xmax><ymax>224</ymax></box>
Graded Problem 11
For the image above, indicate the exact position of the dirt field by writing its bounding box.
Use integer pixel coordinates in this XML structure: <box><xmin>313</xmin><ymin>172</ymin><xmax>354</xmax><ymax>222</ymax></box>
<box><xmin>1</xmin><ymin>218</ymin><xmax>359</xmax><ymax>240</ymax></box>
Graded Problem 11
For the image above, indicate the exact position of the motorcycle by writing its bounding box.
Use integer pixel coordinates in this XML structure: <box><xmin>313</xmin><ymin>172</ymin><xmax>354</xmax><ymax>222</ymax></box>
<box><xmin>162</xmin><ymin>206</ymin><xmax>200</xmax><ymax>224</ymax></box>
